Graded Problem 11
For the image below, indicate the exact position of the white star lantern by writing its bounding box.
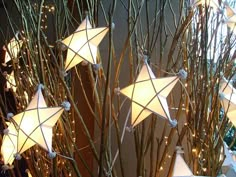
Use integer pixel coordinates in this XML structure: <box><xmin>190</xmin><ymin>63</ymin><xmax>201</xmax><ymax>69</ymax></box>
<box><xmin>172</xmin><ymin>147</ymin><xmax>193</xmax><ymax>177</ymax></box>
<box><xmin>219</xmin><ymin>78</ymin><xmax>236</xmax><ymax>126</ymax></box>
<box><xmin>120</xmin><ymin>61</ymin><xmax>179</xmax><ymax>127</ymax></box>
<box><xmin>3</xmin><ymin>35</ymin><xmax>23</xmax><ymax>92</ymax></box>
<box><xmin>61</xmin><ymin>16</ymin><xmax>109</xmax><ymax>71</ymax></box>
<box><xmin>1</xmin><ymin>84</ymin><xmax>68</xmax><ymax>166</ymax></box>
<box><xmin>191</xmin><ymin>0</ymin><xmax>219</xmax><ymax>11</ymax></box>
<box><xmin>4</xmin><ymin>35</ymin><xmax>23</xmax><ymax>63</ymax></box>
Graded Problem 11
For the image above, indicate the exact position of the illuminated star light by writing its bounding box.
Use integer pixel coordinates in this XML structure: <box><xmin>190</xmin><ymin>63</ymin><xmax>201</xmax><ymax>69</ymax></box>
<box><xmin>220</xmin><ymin>77</ymin><xmax>236</xmax><ymax>126</ymax></box>
<box><xmin>61</xmin><ymin>16</ymin><xmax>108</xmax><ymax>71</ymax></box>
<box><xmin>173</xmin><ymin>147</ymin><xmax>193</xmax><ymax>177</ymax></box>
<box><xmin>224</xmin><ymin>4</ymin><xmax>236</xmax><ymax>34</ymax></box>
<box><xmin>4</xmin><ymin>35</ymin><xmax>23</xmax><ymax>63</ymax></box>
<box><xmin>1</xmin><ymin>124</ymin><xmax>18</xmax><ymax>166</ymax></box>
<box><xmin>120</xmin><ymin>62</ymin><xmax>179</xmax><ymax>127</ymax></box>
<box><xmin>191</xmin><ymin>0</ymin><xmax>219</xmax><ymax>11</ymax></box>
<box><xmin>4</xmin><ymin>85</ymin><xmax>64</xmax><ymax>159</ymax></box>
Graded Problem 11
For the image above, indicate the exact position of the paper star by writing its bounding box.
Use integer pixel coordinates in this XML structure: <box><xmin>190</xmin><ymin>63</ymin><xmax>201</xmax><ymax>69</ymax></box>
<box><xmin>220</xmin><ymin>93</ymin><xmax>236</xmax><ymax>126</ymax></box>
<box><xmin>4</xmin><ymin>36</ymin><xmax>23</xmax><ymax>63</ymax></box>
<box><xmin>1</xmin><ymin>124</ymin><xmax>18</xmax><ymax>165</ymax></box>
<box><xmin>120</xmin><ymin>62</ymin><xmax>179</xmax><ymax>127</ymax></box>
<box><xmin>173</xmin><ymin>147</ymin><xmax>193</xmax><ymax>177</ymax></box>
<box><xmin>219</xmin><ymin>78</ymin><xmax>236</xmax><ymax>126</ymax></box>
<box><xmin>61</xmin><ymin>16</ymin><xmax>108</xmax><ymax>71</ymax></box>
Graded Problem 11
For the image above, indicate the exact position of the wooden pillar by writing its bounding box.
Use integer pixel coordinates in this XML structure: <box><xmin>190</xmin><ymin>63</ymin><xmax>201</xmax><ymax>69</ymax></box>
<box><xmin>72</xmin><ymin>65</ymin><xmax>95</xmax><ymax>177</ymax></box>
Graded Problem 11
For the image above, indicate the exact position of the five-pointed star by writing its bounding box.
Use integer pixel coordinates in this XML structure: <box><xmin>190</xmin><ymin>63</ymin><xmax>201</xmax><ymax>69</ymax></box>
<box><xmin>10</xmin><ymin>87</ymin><xmax>64</xmax><ymax>154</ymax></box>
<box><xmin>61</xmin><ymin>16</ymin><xmax>108</xmax><ymax>71</ymax></box>
<box><xmin>120</xmin><ymin>62</ymin><xmax>179</xmax><ymax>127</ymax></box>
<box><xmin>1</xmin><ymin>123</ymin><xmax>18</xmax><ymax>165</ymax></box>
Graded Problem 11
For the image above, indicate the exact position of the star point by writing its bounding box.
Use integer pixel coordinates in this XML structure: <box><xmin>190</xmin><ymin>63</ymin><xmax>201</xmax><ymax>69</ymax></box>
<box><xmin>1</xmin><ymin>86</ymin><xmax>64</xmax><ymax>165</ymax></box>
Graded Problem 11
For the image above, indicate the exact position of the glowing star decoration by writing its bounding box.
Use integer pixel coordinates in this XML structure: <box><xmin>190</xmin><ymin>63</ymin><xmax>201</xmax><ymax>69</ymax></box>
<box><xmin>219</xmin><ymin>77</ymin><xmax>236</xmax><ymax>95</ymax></box>
<box><xmin>120</xmin><ymin>62</ymin><xmax>179</xmax><ymax>127</ymax></box>
<box><xmin>4</xmin><ymin>36</ymin><xmax>23</xmax><ymax>63</ymax></box>
<box><xmin>220</xmin><ymin>93</ymin><xmax>236</xmax><ymax>126</ymax></box>
<box><xmin>172</xmin><ymin>147</ymin><xmax>193</xmax><ymax>177</ymax></box>
<box><xmin>11</xmin><ymin>85</ymin><xmax>64</xmax><ymax>157</ymax></box>
<box><xmin>61</xmin><ymin>16</ymin><xmax>108</xmax><ymax>71</ymax></box>
<box><xmin>191</xmin><ymin>0</ymin><xmax>219</xmax><ymax>11</ymax></box>
<box><xmin>1</xmin><ymin>125</ymin><xmax>18</xmax><ymax>166</ymax></box>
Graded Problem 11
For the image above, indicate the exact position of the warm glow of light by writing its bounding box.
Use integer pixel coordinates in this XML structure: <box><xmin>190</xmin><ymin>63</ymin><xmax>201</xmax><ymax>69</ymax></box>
<box><xmin>6</xmin><ymin>72</ymin><xmax>17</xmax><ymax>92</ymax></box>
<box><xmin>61</xmin><ymin>16</ymin><xmax>108</xmax><ymax>71</ymax></box>
<box><xmin>120</xmin><ymin>62</ymin><xmax>179</xmax><ymax>127</ymax></box>
<box><xmin>26</xmin><ymin>169</ymin><xmax>33</xmax><ymax>177</ymax></box>
<box><xmin>4</xmin><ymin>37</ymin><xmax>23</xmax><ymax>63</ymax></box>
<box><xmin>225</xmin><ymin>4</ymin><xmax>236</xmax><ymax>34</ymax></box>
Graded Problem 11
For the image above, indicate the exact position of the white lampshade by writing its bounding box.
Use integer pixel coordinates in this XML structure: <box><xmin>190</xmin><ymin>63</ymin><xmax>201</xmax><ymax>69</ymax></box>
<box><xmin>173</xmin><ymin>148</ymin><xmax>193</xmax><ymax>177</ymax></box>
<box><xmin>4</xmin><ymin>37</ymin><xmax>23</xmax><ymax>63</ymax></box>
<box><xmin>120</xmin><ymin>62</ymin><xmax>179</xmax><ymax>127</ymax></box>
<box><xmin>61</xmin><ymin>16</ymin><xmax>108</xmax><ymax>71</ymax></box>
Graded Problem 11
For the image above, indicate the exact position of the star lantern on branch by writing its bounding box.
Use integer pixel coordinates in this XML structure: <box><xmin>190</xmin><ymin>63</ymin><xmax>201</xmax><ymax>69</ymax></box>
<box><xmin>1</xmin><ymin>84</ymin><xmax>70</xmax><ymax>167</ymax></box>
<box><xmin>61</xmin><ymin>16</ymin><xmax>109</xmax><ymax>71</ymax></box>
<box><xmin>219</xmin><ymin>77</ymin><xmax>236</xmax><ymax>126</ymax></box>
